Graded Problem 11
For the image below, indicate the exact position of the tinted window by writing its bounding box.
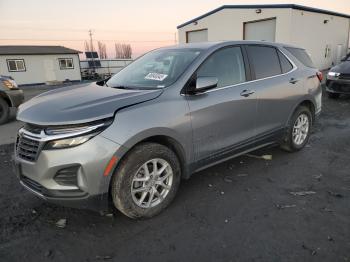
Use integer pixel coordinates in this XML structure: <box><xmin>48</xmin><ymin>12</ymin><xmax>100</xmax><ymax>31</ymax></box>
<box><xmin>278</xmin><ymin>51</ymin><xmax>293</xmax><ymax>73</ymax></box>
<box><xmin>246</xmin><ymin>46</ymin><xmax>281</xmax><ymax>79</ymax></box>
<box><xmin>197</xmin><ymin>47</ymin><xmax>246</xmax><ymax>88</ymax></box>
<box><xmin>285</xmin><ymin>47</ymin><xmax>315</xmax><ymax>68</ymax></box>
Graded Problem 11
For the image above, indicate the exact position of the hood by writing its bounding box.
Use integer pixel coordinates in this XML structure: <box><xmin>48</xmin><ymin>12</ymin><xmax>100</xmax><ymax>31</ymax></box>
<box><xmin>331</xmin><ymin>61</ymin><xmax>350</xmax><ymax>74</ymax></box>
<box><xmin>17</xmin><ymin>82</ymin><xmax>163</xmax><ymax>126</ymax></box>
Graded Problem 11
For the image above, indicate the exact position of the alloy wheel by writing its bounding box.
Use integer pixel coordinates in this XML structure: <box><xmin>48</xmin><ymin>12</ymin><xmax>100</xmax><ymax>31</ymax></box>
<box><xmin>131</xmin><ymin>158</ymin><xmax>173</xmax><ymax>208</ymax></box>
<box><xmin>292</xmin><ymin>113</ymin><xmax>309</xmax><ymax>145</ymax></box>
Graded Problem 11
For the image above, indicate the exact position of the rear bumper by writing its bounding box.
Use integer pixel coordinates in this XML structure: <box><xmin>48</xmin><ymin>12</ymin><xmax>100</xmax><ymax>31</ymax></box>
<box><xmin>326</xmin><ymin>79</ymin><xmax>350</xmax><ymax>94</ymax></box>
<box><xmin>5</xmin><ymin>89</ymin><xmax>24</xmax><ymax>107</ymax></box>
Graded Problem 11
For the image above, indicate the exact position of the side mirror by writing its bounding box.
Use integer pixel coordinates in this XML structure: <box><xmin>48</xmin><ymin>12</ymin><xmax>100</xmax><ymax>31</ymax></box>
<box><xmin>96</xmin><ymin>76</ymin><xmax>111</xmax><ymax>86</ymax></box>
<box><xmin>195</xmin><ymin>76</ymin><xmax>218</xmax><ymax>93</ymax></box>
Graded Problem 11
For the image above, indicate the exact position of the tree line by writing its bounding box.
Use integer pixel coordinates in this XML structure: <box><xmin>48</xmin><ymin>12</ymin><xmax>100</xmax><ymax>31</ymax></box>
<box><xmin>84</xmin><ymin>41</ymin><xmax>132</xmax><ymax>59</ymax></box>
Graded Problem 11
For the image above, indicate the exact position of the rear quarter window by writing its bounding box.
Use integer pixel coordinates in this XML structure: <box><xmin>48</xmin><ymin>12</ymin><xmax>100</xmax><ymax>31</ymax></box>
<box><xmin>285</xmin><ymin>47</ymin><xmax>315</xmax><ymax>68</ymax></box>
<box><xmin>277</xmin><ymin>50</ymin><xmax>293</xmax><ymax>73</ymax></box>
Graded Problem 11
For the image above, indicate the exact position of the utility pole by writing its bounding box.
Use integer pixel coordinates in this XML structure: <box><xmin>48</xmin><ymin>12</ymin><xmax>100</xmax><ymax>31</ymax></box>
<box><xmin>88</xmin><ymin>29</ymin><xmax>94</xmax><ymax>51</ymax></box>
<box><xmin>88</xmin><ymin>29</ymin><xmax>95</xmax><ymax>71</ymax></box>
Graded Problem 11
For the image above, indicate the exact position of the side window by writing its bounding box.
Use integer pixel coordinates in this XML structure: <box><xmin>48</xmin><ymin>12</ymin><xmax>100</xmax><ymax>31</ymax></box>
<box><xmin>246</xmin><ymin>45</ymin><xmax>281</xmax><ymax>79</ymax></box>
<box><xmin>59</xmin><ymin>58</ymin><xmax>74</xmax><ymax>70</ymax></box>
<box><xmin>197</xmin><ymin>47</ymin><xmax>246</xmax><ymax>88</ymax></box>
<box><xmin>7</xmin><ymin>59</ymin><xmax>26</xmax><ymax>72</ymax></box>
<box><xmin>278</xmin><ymin>50</ymin><xmax>293</xmax><ymax>73</ymax></box>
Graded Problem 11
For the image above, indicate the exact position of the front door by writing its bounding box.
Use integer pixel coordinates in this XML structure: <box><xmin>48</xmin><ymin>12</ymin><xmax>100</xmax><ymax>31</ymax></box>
<box><xmin>186</xmin><ymin>46</ymin><xmax>258</xmax><ymax>162</ymax></box>
<box><xmin>44</xmin><ymin>59</ymin><xmax>56</xmax><ymax>82</ymax></box>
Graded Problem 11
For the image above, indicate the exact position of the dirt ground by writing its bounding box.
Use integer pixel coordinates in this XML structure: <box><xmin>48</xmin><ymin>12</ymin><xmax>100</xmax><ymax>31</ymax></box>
<box><xmin>0</xmin><ymin>87</ymin><xmax>349</xmax><ymax>262</ymax></box>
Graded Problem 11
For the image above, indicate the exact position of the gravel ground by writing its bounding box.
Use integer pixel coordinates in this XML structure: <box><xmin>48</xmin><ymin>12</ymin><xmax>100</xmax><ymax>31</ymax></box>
<box><xmin>0</xmin><ymin>86</ymin><xmax>349</xmax><ymax>262</ymax></box>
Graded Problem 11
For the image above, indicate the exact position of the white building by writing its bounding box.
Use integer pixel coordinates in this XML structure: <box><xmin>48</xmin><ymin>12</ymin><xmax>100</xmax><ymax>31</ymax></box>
<box><xmin>177</xmin><ymin>4</ymin><xmax>350</xmax><ymax>70</ymax></box>
<box><xmin>0</xmin><ymin>46</ymin><xmax>82</xmax><ymax>85</ymax></box>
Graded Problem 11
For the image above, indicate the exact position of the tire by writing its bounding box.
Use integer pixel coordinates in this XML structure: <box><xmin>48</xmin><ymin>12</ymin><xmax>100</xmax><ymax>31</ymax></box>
<box><xmin>111</xmin><ymin>142</ymin><xmax>181</xmax><ymax>219</ymax></box>
<box><xmin>281</xmin><ymin>106</ymin><xmax>312</xmax><ymax>152</ymax></box>
<box><xmin>0</xmin><ymin>97</ymin><xmax>9</xmax><ymax>125</ymax></box>
<box><xmin>327</xmin><ymin>92</ymin><xmax>340</xmax><ymax>99</ymax></box>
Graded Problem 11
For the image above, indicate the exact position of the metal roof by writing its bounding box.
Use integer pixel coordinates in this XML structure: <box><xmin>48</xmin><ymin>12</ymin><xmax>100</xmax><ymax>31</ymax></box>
<box><xmin>177</xmin><ymin>4</ymin><xmax>350</xmax><ymax>29</ymax></box>
<box><xmin>0</xmin><ymin>45</ymin><xmax>82</xmax><ymax>55</ymax></box>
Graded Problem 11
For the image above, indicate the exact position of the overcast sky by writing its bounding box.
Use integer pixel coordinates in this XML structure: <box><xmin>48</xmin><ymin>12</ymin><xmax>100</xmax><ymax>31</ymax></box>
<box><xmin>1</xmin><ymin>0</ymin><xmax>349</xmax><ymax>57</ymax></box>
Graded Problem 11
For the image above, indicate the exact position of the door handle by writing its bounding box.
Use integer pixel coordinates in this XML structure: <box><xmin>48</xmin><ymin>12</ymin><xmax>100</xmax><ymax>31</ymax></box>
<box><xmin>240</xmin><ymin>89</ymin><xmax>255</xmax><ymax>97</ymax></box>
<box><xmin>289</xmin><ymin>78</ymin><xmax>299</xmax><ymax>84</ymax></box>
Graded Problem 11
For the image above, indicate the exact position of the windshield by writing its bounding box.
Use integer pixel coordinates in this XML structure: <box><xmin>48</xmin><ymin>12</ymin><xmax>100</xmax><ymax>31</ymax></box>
<box><xmin>106</xmin><ymin>48</ymin><xmax>202</xmax><ymax>89</ymax></box>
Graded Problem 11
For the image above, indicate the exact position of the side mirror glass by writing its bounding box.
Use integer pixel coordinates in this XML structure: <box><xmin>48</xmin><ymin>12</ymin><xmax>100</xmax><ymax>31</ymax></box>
<box><xmin>195</xmin><ymin>76</ymin><xmax>218</xmax><ymax>93</ymax></box>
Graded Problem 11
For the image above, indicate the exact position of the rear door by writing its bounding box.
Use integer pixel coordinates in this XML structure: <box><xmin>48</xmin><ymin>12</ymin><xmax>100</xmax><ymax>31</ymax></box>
<box><xmin>245</xmin><ymin>45</ymin><xmax>302</xmax><ymax>139</ymax></box>
<box><xmin>186</xmin><ymin>46</ymin><xmax>258</xmax><ymax>162</ymax></box>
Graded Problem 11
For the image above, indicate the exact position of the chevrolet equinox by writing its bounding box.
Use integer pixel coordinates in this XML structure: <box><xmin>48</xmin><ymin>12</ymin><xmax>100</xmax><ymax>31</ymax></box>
<box><xmin>15</xmin><ymin>41</ymin><xmax>322</xmax><ymax>218</ymax></box>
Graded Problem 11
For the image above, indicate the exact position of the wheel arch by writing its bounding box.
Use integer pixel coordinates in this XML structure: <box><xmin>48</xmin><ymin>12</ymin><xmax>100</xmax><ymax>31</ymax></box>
<box><xmin>289</xmin><ymin>98</ymin><xmax>316</xmax><ymax>125</ymax></box>
<box><xmin>106</xmin><ymin>134</ymin><xmax>190</xmax><ymax>208</ymax></box>
<box><xmin>298</xmin><ymin>100</ymin><xmax>316</xmax><ymax>123</ymax></box>
<box><xmin>0</xmin><ymin>91</ymin><xmax>12</xmax><ymax>107</ymax></box>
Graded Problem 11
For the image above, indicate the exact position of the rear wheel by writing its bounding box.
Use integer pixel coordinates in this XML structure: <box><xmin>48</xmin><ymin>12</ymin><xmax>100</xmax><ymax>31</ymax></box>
<box><xmin>281</xmin><ymin>106</ymin><xmax>312</xmax><ymax>152</ymax></box>
<box><xmin>111</xmin><ymin>142</ymin><xmax>181</xmax><ymax>219</ymax></box>
<box><xmin>0</xmin><ymin>97</ymin><xmax>9</xmax><ymax>125</ymax></box>
<box><xmin>327</xmin><ymin>92</ymin><xmax>340</xmax><ymax>99</ymax></box>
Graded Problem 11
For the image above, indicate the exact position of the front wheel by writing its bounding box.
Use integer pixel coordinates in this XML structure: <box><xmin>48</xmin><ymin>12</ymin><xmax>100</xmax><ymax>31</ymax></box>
<box><xmin>281</xmin><ymin>106</ymin><xmax>312</xmax><ymax>152</ymax></box>
<box><xmin>111</xmin><ymin>142</ymin><xmax>181</xmax><ymax>219</ymax></box>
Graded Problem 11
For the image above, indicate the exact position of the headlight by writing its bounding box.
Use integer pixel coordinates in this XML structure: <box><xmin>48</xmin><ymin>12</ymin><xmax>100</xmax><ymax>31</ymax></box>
<box><xmin>44</xmin><ymin>118</ymin><xmax>113</xmax><ymax>150</ymax></box>
<box><xmin>2</xmin><ymin>79</ymin><xmax>18</xmax><ymax>89</ymax></box>
<box><xmin>45</xmin><ymin>133</ymin><xmax>97</xmax><ymax>149</ymax></box>
<box><xmin>328</xmin><ymin>72</ymin><xmax>340</xmax><ymax>77</ymax></box>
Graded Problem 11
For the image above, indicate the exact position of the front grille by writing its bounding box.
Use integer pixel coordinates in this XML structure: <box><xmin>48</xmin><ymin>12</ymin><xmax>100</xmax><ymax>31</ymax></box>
<box><xmin>16</xmin><ymin>135</ymin><xmax>40</xmax><ymax>162</ymax></box>
<box><xmin>21</xmin><ymin>175</ymin><xmax>44</xmax><ymax>194</ymax></box>
<box><xmin>339</xmin><ymin>74</ymin><xmax>350</xmax><ymax>80</ymax></box>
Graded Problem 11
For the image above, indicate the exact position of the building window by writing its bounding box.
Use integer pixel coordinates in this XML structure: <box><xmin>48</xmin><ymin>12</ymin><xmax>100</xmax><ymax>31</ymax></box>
<box><xmin>7</xmin><ymin>59</ymin><xmax>26</xmax><ymax>72</ymax></box>
<box><xmin>59</xmin><ymin>58</ymin><xmax>74</xmax><ymax>69</ymax></box>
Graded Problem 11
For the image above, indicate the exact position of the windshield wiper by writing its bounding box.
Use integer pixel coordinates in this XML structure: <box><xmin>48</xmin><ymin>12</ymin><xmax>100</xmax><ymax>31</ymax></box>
<box><xmin>112</xmin><ymin>85</ymin><xmax>161</xmax><ymax>90</ymax></box>
<box><xmin>112</xmin><ymin>85</ymin><xmax>134</xmax><ymax>89</ymax></box>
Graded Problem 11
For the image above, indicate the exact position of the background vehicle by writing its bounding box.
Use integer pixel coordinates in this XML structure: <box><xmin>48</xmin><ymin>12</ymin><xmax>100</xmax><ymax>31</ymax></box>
<box><xmin>326</xmin><ymin>56</ymin><xmax>350</xmax><ymax>98</ymax></box>
<box><xmin>0</xmin><ymin>76</ymin><xmax>24</xmax><ymax>124</ymax></box>
<box><xmin>15</xmin><ymin>41</ymin><xmax>322</xmax><ymax>219</ymax></box>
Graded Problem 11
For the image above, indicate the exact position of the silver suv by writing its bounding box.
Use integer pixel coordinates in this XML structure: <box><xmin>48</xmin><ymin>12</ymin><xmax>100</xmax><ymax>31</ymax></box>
<box><xmin>15</xmin><ymin>41</ymin><xmax>322</xmax><ymax>218</ymax></box>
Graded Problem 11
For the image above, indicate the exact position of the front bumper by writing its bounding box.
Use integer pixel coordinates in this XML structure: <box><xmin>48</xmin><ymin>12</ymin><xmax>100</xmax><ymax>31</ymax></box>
<box><xmin>326</xmin><ymin>78</ymin><xmax>350</xmax><ymax>94</ymax></box>
<box><xmin>15</xmin><ymin>134</ymin><xmax>124</xmax><ymax>211</ymax></box>
<box><xmin>5</xmin><ymin>89</ymin><xmax>24</xmax><ymax>107</ymax></box>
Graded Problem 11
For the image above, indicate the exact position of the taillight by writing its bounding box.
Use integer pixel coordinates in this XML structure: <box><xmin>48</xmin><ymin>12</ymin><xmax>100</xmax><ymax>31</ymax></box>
<box><xmin>316</xmin><ymin>71</ymin><xmax>323</xmax><ymax>82</ymax></box>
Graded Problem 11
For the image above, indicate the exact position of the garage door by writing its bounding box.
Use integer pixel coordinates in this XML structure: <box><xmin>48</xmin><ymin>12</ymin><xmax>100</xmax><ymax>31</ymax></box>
<box><xmin>186</xmin><ymin>29</ymin><xmax>208</xmax><ymax>43</ymax></box>
<box><xmin>244</xmin><ymin>18</ymin><xmax>276</xmax><ymax>42</ymax></box>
